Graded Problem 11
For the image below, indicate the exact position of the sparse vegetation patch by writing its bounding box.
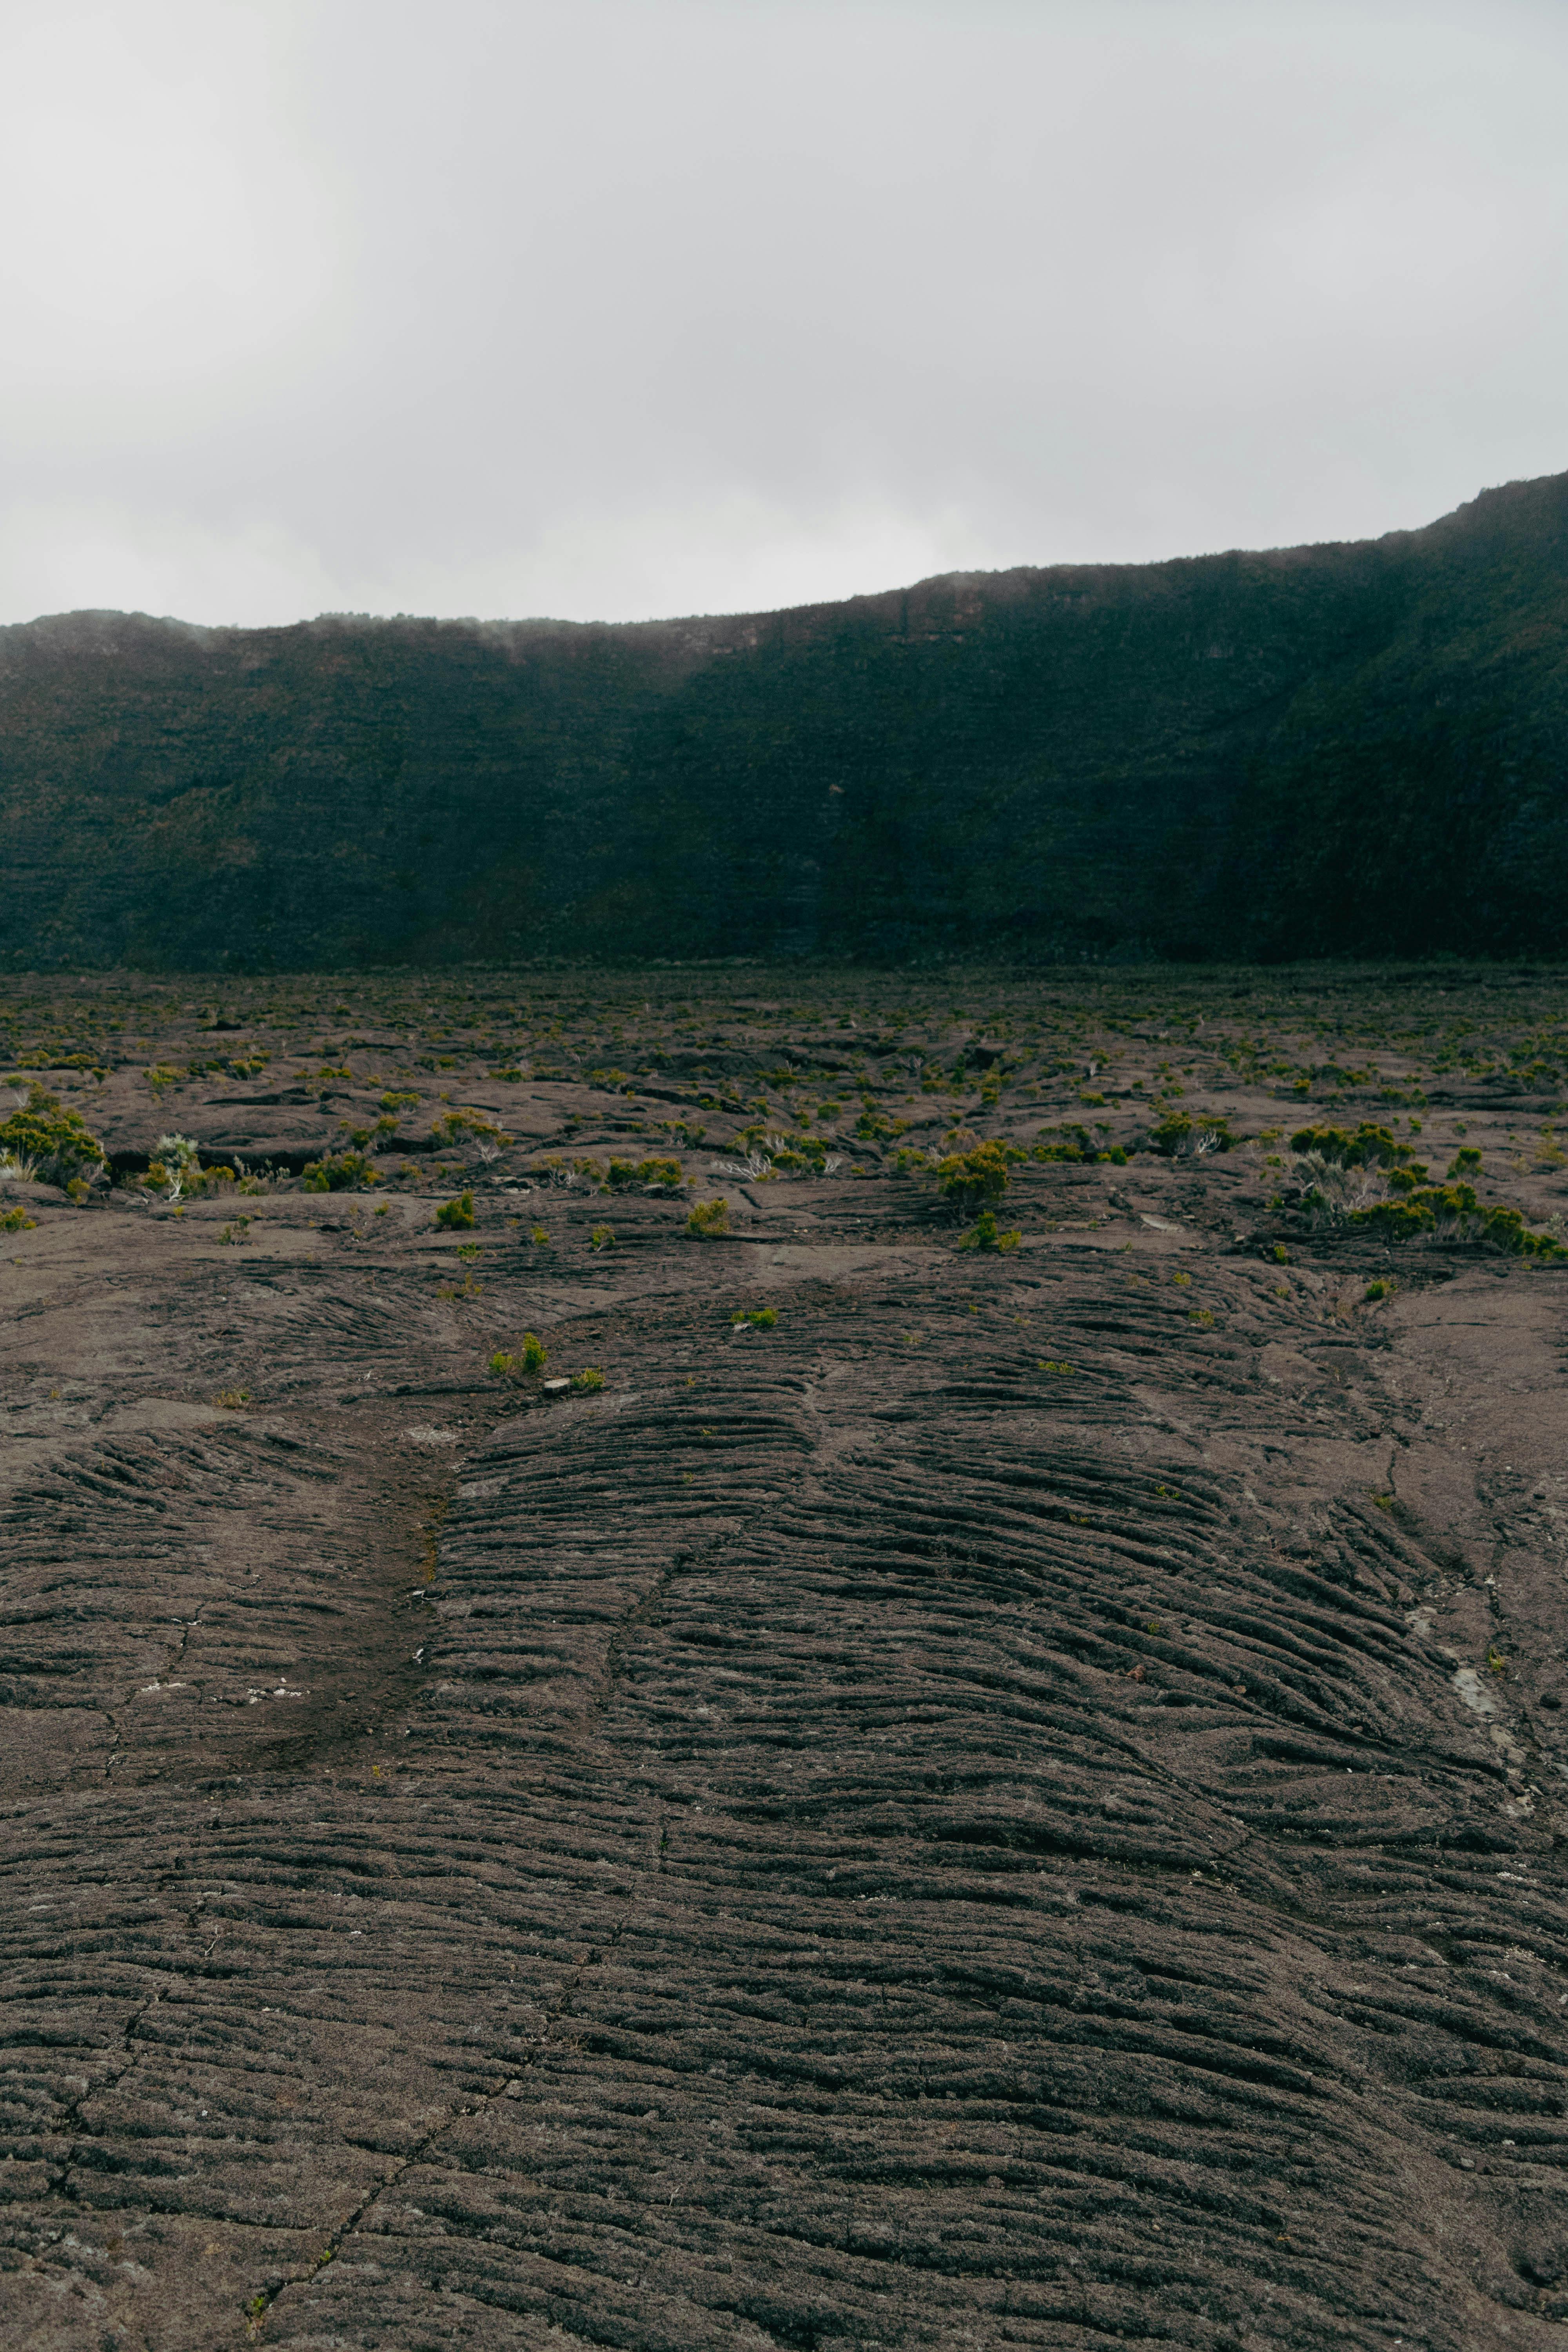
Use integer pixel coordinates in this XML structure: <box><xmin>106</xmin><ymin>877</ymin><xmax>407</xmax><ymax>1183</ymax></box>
<box><xmin>0</xmin><ymin>1086</ymin><xmax>106</xmax><ymax>1188</ymax></box>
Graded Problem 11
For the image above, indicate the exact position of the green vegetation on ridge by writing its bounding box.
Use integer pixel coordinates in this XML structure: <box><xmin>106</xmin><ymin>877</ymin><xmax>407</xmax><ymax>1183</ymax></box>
<box><xmin>5</xmin><ymin>472</ymin><xmax>1568</xmax><ymax>969</ymax></box>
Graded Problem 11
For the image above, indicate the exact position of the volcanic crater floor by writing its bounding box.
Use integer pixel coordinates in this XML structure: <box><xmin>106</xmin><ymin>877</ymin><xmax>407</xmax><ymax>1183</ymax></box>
<box><xmin>5</xmin><ymin>964</ymin><xmax>1568</xmax><ymax>2351</ymax></box>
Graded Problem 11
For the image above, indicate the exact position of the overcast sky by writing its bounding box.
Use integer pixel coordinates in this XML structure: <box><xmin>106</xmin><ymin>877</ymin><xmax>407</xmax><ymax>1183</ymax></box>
<box><xmin>4</xmin><ymin>0</ymin><xmax>1566</xmax><ymax>628</ymax></box>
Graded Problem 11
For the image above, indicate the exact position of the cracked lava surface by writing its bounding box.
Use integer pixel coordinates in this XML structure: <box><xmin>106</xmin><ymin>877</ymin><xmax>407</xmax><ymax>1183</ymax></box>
<box><xmin>4</xmin><ymin>965</ymin><xmax>1568</xmax><ymax>2349</ymax></box>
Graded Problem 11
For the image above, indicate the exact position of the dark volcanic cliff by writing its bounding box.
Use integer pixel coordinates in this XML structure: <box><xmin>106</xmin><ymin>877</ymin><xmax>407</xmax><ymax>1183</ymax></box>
<box><xmin>4</xmin><ymin>469</ymin><xmax>1568</xmax><ymax>970</ymax></box>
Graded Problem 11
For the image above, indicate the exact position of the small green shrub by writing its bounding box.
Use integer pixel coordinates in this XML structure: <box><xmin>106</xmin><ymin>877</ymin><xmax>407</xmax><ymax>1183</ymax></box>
<box><xmin>1377</xmin><ymin>1180</ymin><xmax>1479</xmax><ymax>1228</ymax></box>
<box><xmin>0</xmin><ymin>1086</ymin><xmax>106</xmax><ymax>1188</ymax></box>
<box><xmin>529</xmin><ymin>1224</ymin><xmax>550</xmax><ymax>1245</ymax></box>
<box><xmin>1364</xmin><ymin>1276</ymin><xmax>1396</xmax><ymax>1302</ymax></box>
<box><xmin>1146</xmin><ymin>1112</ymin><xmax>1233</xmax><ymax>1157</ymax></box>
<box><xmin>731</xmin><ymin>1307</ymin><xmax>777</xmax><ymax>1328</ymax></box>
<box><xmin>217</xmin><ymin>1216</ymin><xmax>252</xmax><ymax>1245</ymax></box>
<box><xmin>855</xmin><ymin>1107</ymin><xmax>909</xmax><ymax>1142</ymax></box>
<box><xmin>1447</xmin><ymin>1147</ymin><xmax>1483</xmax><ymax>1178</ymax></box>
<box><xmin>958</xmin><ymin>1209</ymin><xmax>1021</xmax><ymax>1252</ymax></box>
<box><xmin>607</xmin><ymin>1156</ymin><xmax>682</xmax><ymax>1190</ymax></box>
<box><xmin>938</xmin><ymin>1140</ymin><xmax>1016</xmax><ymax>1212</ymax></box>
<box><xmin>434</xmin><ymin>1191</ymin><xmax>475</xmax><ymax>1229</ymax></box>
<box><xmin>688</xmin><ymin>1198</ymin><xmax>731</xmax><ymax>1238</ymax></box>
<box><xmin>571</xmin><ymin>1366</ymin><xmax>605</xmax><ymax>1392</ymax></box>
<box><xmin>1384</xmin><ymin>1165</ymin><xmax>1430</xmax><ymax>1194</ymax></box>
<box><xmin>589</xmin><ymin>1225</ymin><xmax>615</xmax><ymax>1250</ymax></box>
<box><xmin>1474</xmin><ymin>1203</ymin><xmax>1561</xmax><ymax>1256</ymax></box>
<box><xmin>430</xmin><ymin>1108</ymin><xmax>513</xmax><ymax>1148</ymax></box>
<box><xmin>1290</xmin><ymin>1122</ymin><xmax>1412</xmax><ymax>1170</ymax></box>
<box><xmin>1032</xmin><ymin>1123</ymin><xmax>1091</xmax><ymax>1163</ymax></box>
<box><xmin>1</xmin><ymin>1203</ymin><xmax>36</xmax><ymax>1232</ymax></box>
<box><xmin>1351</xmin><ymin>1182</ymin><xmax>1560</xmax><ymax>1256</ymax></box>
<box><xmin>491</xmin><ymin>1331</ymin><xmax>547</xmax><ymax>1379</ymax></box>
<box><xmin>304</xmin><ymin>1151</ymin><xmax>381</xmax><ymax>1193</ymax></box>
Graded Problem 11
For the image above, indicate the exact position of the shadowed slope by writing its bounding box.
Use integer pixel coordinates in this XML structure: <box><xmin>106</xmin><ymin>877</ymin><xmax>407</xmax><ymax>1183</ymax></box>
<box><xmin>4</xmin><ymin>471</ymin><xmax>1568</xmax><ymax>968</ymax></box>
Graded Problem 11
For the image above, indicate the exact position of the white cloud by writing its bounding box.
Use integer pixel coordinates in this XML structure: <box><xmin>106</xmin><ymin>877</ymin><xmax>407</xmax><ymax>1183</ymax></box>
<box><xmin>350</xmin><ymin>491</ymin><xmax>996</xmax><ymax>624</ymax></box>
<box><xmin>0</xmin><ymin>501</ymin><xmax>340</xmax><ymax>630</ymax></box>
<box><xmin>0</xmin><ymin>488</ymin><xmax>991</xmax><ymax>629</ymax></box>
<box><xmin>0</xmin><ymin>4</ymin><xmax>339</xmax><ymax>412</ymax></box>
<box><xmin>3</xmin><ymin>0</ymin><xmax>1566</xmax><ymax>626</ymax></box>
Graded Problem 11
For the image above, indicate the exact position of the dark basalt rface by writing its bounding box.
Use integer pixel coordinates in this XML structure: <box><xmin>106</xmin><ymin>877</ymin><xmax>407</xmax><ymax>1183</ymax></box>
<box><xmin>4</xmin><ymin>468</ymin><xmax>1568</xmax><ymax>972</ymax></box>
<box><xmin>3</xmin><ymin>964</ymin><xmax>1568</xmax><ymax>2348</ymax></box>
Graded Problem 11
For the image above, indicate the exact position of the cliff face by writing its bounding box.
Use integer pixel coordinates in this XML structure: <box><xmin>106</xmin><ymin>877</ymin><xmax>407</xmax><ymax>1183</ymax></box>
<box><xmin>4</xmin><ymin>469</ymin><xmax>1568</xmax><ymax>970</ymax></box>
